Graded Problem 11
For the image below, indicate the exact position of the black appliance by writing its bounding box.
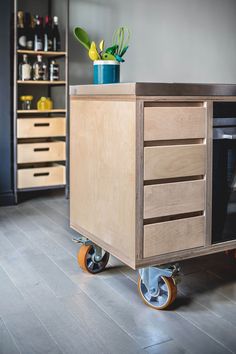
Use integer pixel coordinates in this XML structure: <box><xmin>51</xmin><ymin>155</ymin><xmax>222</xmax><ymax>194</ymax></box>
<box><xmin>212</xmin><ymin>117</ymin><xmax>236</xmax><ymax>243</ymax></box>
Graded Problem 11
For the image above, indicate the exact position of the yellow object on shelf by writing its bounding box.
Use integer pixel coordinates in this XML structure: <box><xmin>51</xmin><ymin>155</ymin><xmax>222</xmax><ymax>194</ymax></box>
<box><xmin>37</xmin><ymin>97</ymin><xmax>54</xmax><ymax>110</ymax></box>
<box><xmin>88</xmin><ymin>41</ymin><xmax>100</xmax><ymax>61</ymax></box>
<box><xmin>20</xmin><ymin>95</ymin><xmax>33</xmax><ymax>101</ymax></box>
<box><xmin>20</xmin><ymin>95</ymin><xmax>33</xmax><ymax>110</ymax></box>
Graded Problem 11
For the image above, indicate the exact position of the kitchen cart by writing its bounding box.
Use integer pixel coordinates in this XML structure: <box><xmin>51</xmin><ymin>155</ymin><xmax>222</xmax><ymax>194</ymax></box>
<box><xmin>70</xmin><ymin>83</ymin><xmax>236</xmax><ymax>310</ymax></box>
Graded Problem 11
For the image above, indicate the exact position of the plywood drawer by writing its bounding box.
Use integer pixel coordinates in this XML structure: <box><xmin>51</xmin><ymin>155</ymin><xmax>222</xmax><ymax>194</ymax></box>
<box><xmin>17</xmin><ymin>165</ymin><xmax>65</xmax><ymax>189</ymax></box>
<box><xmin>144</xmin><ymin>144</ymin><xmax>206</xmax><ymax>180</ymax></box>
<box><xmin>17</xmin><ymin>142</ymin><xmax>66</xmax><ymax>163</ymax></box>
<box><xmin>144</xmin><ymin>106</ymin><xmax>206</xmax><ymax>141</ymax></box>
<box><xmin>17</xmin><ymin>118</ymin><xmax>66</xmax><ymax>138</ymax></box>
<box><xmin>144</xmin><ymin>180</ymin><xmax>205</xmax><ymax>219</ymax></box>
<box><xmin>143</xmin><ymin>216</ymin><xmax>205</xmax><ymax>258</ymax></box>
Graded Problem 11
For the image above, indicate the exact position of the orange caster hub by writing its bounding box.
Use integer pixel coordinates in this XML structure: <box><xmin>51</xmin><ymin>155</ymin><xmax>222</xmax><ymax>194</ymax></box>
<box><xmin>78</xmin><ymin>244</ymin><xmax>109</xmax><ymax>274</ymax></box>
<box><xmin>138</xmin><ymin>275</ymin><xmax>177</xmax><ymax>310</ymax></box>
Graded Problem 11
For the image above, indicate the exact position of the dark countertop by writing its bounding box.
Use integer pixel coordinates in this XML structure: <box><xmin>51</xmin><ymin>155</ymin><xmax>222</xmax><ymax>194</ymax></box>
<box><xmin>70</xmin><ymin>82</ymin><xmax>236</xmax><ymax>97</ymax></box>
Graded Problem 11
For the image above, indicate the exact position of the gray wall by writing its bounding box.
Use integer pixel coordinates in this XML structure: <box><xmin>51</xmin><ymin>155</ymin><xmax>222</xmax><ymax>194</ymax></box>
<box><xmin>0</xmin><ymin>0</ymin><xmax>14</xmax><ymax>205</ymax></box>
<box><xmin>69</xmin><ymin>0</ymin><xmax>236</xmax><ymax>84</ymax></box>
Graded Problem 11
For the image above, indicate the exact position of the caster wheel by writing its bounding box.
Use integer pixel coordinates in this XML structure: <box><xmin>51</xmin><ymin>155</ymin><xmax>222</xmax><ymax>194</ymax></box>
<box><xmin>138</xmin><ymin>275</ymin><xmax>177</xmax><ymax>310</ymax></box>
<box><xmin>77</xmin><ymin>244</ymin><xmax>109</xmax><ymax>274</ymax></box>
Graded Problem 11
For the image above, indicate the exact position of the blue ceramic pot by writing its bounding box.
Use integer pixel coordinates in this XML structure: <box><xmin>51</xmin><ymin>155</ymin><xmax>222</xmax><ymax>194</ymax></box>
<box><xmin>93</xmin><ymin>60</ymin><xmax>120</xmax><ymax>84</ymax></box>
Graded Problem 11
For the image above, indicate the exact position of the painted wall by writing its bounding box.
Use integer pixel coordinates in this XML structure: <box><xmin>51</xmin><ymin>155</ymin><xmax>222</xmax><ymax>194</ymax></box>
<box><xmin>0</xmin><ymin>0</ymin><xmax>14</xmax><ymax>205</ymax></box>
<box><xmin>69</xmin><ymin>0</ymin><xmax>236</xmax><ymax>84</ymax></box>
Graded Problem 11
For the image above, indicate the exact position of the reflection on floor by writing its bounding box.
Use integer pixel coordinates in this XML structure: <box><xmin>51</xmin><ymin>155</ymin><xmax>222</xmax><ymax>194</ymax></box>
<box><xmin>0</xmin><ymin>191</ymin><xmax>235</xmax><ymax>354</ymax></box>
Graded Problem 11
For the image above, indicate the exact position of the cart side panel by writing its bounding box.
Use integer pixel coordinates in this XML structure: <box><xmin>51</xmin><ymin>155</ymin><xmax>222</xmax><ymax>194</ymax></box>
<box><xmin>70</xmin><ymin>97</ymin><xmax>137</xmax><ymax>265</ymax></box>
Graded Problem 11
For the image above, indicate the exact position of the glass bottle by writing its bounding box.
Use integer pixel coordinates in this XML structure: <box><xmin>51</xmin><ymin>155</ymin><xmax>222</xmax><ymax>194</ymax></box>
<box><xmin>19</xmin><ymin>54</ymin><xmax>32</xmax><ymax>81</ymax></box>
<box><xmin>17</xmin><ymin>11</ymin><xmax>26</xmax><ymax>49</ymax></box>
<box><xmin>44</xmin><ymin>16</ymin><xmax>53</xmax><ymax>52</ymax></box>
<box><xmin>34</xmin><ymin>15</ymin><xmax>44</xmax><ymax>51</ymax></box>
<box><xmin>33</xmin><ymin>55</ymin><xmax>48</xmax><ymax>81</ymax></box>
<box><xmin>25</xmin><ymin>12</ymin><xmax>34</xmax><ymax>50</ymax></box>
<box><xmin>49</xmin><ymin>59</ymin><xmax>59</xmax><ymax>81</ymax></box>
<box><xmin>52</xmin><ymin>16</ymin><xmax>61</xmax><ymax>51</ymax></box>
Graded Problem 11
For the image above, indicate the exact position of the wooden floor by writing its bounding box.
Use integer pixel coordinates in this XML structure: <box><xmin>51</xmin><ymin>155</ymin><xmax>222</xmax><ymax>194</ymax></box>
<box><xmin>0</xmin><ymin>192</ymin><xmax>236</xmax><ymax>354</ymax></box>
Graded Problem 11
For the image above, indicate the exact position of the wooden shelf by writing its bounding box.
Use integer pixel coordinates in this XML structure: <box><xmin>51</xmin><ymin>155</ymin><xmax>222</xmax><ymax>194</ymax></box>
<box><xmin>17</xmin><ymin>109</ymin><xmax>66</xmax><ymax>114</ymax></box>
<box><xmin>17</xmin><ymin>50</ymin><xmax>67</xmax><ymax>57</ymax></box>
<box><xmin>17</xmin><ymin>80</ymin><xmax>66</xmax><ymax>85</ymax></box>
<box><xmin>13</xmin><ymin>0</ymin><xmax>69</xmax><ymax>198</ymax></box>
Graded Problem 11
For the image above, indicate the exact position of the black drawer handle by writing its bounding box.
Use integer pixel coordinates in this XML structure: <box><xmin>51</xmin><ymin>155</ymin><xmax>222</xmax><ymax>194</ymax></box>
<box><xmin>34</xmin><ymin>123</ymin><xmax>50</xmax><ymax>127</ymax></box>
<box><xmin>33</xmin><ymin>172</ymin><xmax>50</xmax><ymax>177</ymax></box>
<box><xmin>34</xmin><ymin>147</ymin><xmax>50</xmax><ymax>152</ymax></box>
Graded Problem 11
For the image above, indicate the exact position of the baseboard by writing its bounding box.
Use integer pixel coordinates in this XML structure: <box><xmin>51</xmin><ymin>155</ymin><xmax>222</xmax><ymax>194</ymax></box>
<box><xmin>0</xmin><ymin>191</ymin><xmax>16</xmax><ymax>206</ymax></box>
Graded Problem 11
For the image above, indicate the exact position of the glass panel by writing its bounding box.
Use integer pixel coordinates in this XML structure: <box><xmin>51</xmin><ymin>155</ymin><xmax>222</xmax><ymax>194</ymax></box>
<box><xmin>212</xmin><ymin>139</ymin><xmax>236</xmax><ymax>243</ymax></box>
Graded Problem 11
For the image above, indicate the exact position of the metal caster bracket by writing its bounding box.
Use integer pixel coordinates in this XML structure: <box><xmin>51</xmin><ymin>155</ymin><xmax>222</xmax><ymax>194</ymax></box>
<box><xmin>72</xmin><ymin>235</ymin><xmax>93</xmax><ymax>246</ymax></box>
<box><xmin>72</xmin><ymin>235</ymin><xmax>104</xmax><ymax>262</ymax></box>
<box><xmin>139</xmin><ymin>264</ymin><xmax>180</xmax><ymax>297</ymax></box>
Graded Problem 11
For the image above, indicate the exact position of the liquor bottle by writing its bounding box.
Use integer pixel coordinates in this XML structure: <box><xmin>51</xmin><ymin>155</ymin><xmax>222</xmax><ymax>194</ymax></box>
<box><xmin>44</xmin><ymin>16</ymin><xmax>53</xmax><ymax>51</ymax></box>
<box><xmin>33</xmin><ymin>55</ymin><xmax>48</xmax><ymax>80</ymax></box>
<box><xmin>34</xmin><ymin>15</ymin><xmax>44</xmax><ymax>51</ymax></box>
<box><xmin>49</xmin><ymin>60</ymin><xmax>59</xmax><ymax>81</ymax></box>
<box><xmin>19</xmin><ymin>54</ymin><xmax>32</xmax><ymax>80</ymax></box>
<box><xmin>25</xmin><ymin>12</ymin><xmax>34</xmax><ymax>50</ymax></box>
<box><xmin>17</xmin><ymin>11</ymin><xmax>26</xmax><ymax>49</ymax></box>
<box><xmin>52</xmin><ymin>16</ymin><xmax>61</xmax><ymax>51</ymax></box>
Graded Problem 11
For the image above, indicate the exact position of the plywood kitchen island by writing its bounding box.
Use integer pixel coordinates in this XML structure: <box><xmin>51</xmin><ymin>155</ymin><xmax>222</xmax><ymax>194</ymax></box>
<box><xmin>70</xmin><ymin>83</ymin><xmax>236</xmax><ymax>309</ymax></box>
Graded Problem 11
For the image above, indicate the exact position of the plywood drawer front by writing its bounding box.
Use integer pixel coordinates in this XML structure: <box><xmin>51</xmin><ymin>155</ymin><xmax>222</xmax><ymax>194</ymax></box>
<box><xmin>144</xmin><ymin>144</ymin><xmax>206</xmax><ymax>180</ymax></box>
<box><xmin>144</xmin><ymin>180</ymin><xmax>205</xmax><ymax>219</ymax></box>
<box><xmin>18</xmin><ymin>165</ymin><xmax>65</xmax><ymax>189</ymax></box>
<box><xmin>17</xmin><ymin>142</ymin><xmax>66</xmax><ymax>163</ymax></box>
<box><xmin>144</xmin><ymin>106</ymin><xmax>206</xmax><ymax>141</ymax></box>
<box><xmin>17</xmin><ymin>118</ymin><xmax>66</xmax><ymax>138</ymax></box>
<box><xmin>144</xmin><ymin>216</ymin><xmax>205</xmax><ymax>258</ymax></box>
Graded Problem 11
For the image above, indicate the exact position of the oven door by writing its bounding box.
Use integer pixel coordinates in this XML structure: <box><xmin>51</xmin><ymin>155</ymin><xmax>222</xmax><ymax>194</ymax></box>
<box><xmin>212</xmin><ymin>127</ymin><xmax>236</xmax><ymax>243</ymax></box>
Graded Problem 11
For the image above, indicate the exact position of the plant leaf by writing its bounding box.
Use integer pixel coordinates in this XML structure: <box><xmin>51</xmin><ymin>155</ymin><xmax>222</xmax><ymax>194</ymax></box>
<box><xmin>102</xmin><ymin>52</ymin><xmax>116</xmax><ymax>60</ymax></box>
<box><xmin>105</xmin><ymin>45</ymin><xmax>119</xmax><ymax>55</ymax></box>
<box><xmin>74</xmin><ymin>27</ymin><xmax>91</xmax><ymax>50</ymax></box>
<box><xmin>115</xmin><ymin>54</ymin><xmax>125</xmax><ymax>63</ymax></box>
<box><xmin>99</xmin><ymin>39</ymin><xmax>105</xmax><ymax>52</ymax></box>
<box><xmin>120</xmin><ymin>45</ymin><xmax>129</xmax><ymax>57</ymax></box>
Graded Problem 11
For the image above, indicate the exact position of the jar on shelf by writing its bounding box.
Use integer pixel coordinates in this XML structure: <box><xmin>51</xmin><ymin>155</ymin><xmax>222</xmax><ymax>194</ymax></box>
<box><xmin>37</xmin><ymin>97</ymin><xmax>54</xmax><ymax>110</ymax></box>
<box><xmin>20</xmin><ymin>95</ymin><xmax>33</xmax><ymax>110</ymax></box>
<box><xmin>19</xmin><ymin>54</ymin><xmax>32</xmax><ymax>81</ymax></box>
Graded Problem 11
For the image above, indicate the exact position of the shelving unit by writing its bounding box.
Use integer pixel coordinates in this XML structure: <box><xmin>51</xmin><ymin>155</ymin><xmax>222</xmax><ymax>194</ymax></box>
<box><xmin>17</xmin><ymin>49</ymin><xmax>67</xmax><ymax>57</ymax></box>
<box><xmin>17</xmin><ymin>109</ymin><xmax>66</xmax><ymax>114</ymax></box>
<box><xmin>13</xmin><ymin>0</ymin><xmax>69</xmax><ymax>203</ymax></box>
<box><xmin>17</xmin><ymin>80</ymin><xmax>66</xmax><ymax>85</ymax></box>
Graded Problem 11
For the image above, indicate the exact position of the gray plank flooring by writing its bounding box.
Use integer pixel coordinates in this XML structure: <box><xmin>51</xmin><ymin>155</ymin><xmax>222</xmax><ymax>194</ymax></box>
<box><xmin>0</xmin><ymin>191</ymin><xmax>235</xmax><ymax>354</ymax></box>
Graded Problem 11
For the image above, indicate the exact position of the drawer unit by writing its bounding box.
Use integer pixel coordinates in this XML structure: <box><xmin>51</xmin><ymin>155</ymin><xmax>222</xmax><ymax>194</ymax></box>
<box><xmin>70</xmin><ymin>92</ymin><xmax>221</xmax><ymax>272</ymax></box>
<box><xmin>144</xmin><ymin>144</ymin><xmax>206</xmax><ymax>180</ymax></box>
<box><xmin>144</xmin><ymin>106</ymin><xmax>206</xmax><ymax>141</ymax></box>
<box><xmin>17</xmin><ymin>165</ymin><xmax>65</xmax><ymax>189</ymax></box>
<box><xmin>144</xmin><ymin>180</ymin><xmax>206</xmax><ymax>219</ymax></box>
<box><xmin>17</xmin><ymin>118</ymin><xmax>66</xmax><ymax>138</ymax></box>
<box><xmin>17</xmin><ymin>141</ymin><xmax>66</xmax><ymax>163</ymax></box>
<box><xmin>143</xmin><ymin>216</ymin><xmax>205</xmax><ymax>258</ymax></box>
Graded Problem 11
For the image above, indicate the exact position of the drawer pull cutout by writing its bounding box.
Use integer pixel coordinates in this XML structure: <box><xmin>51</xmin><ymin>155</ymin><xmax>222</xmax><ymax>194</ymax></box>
<box><xmin>34</xmin><ymin>123</ymin><xmax>50</xmax><ymax>127</ymax></box>
<box><xmin>34</xmin><ymin>147</ymin><xmax>50</xmax><ymax>152</ymax></box>
<box><xmin>33</xmin><ymin>172</ymin><xmax>50</xmax><ymax>177</ymax></box>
